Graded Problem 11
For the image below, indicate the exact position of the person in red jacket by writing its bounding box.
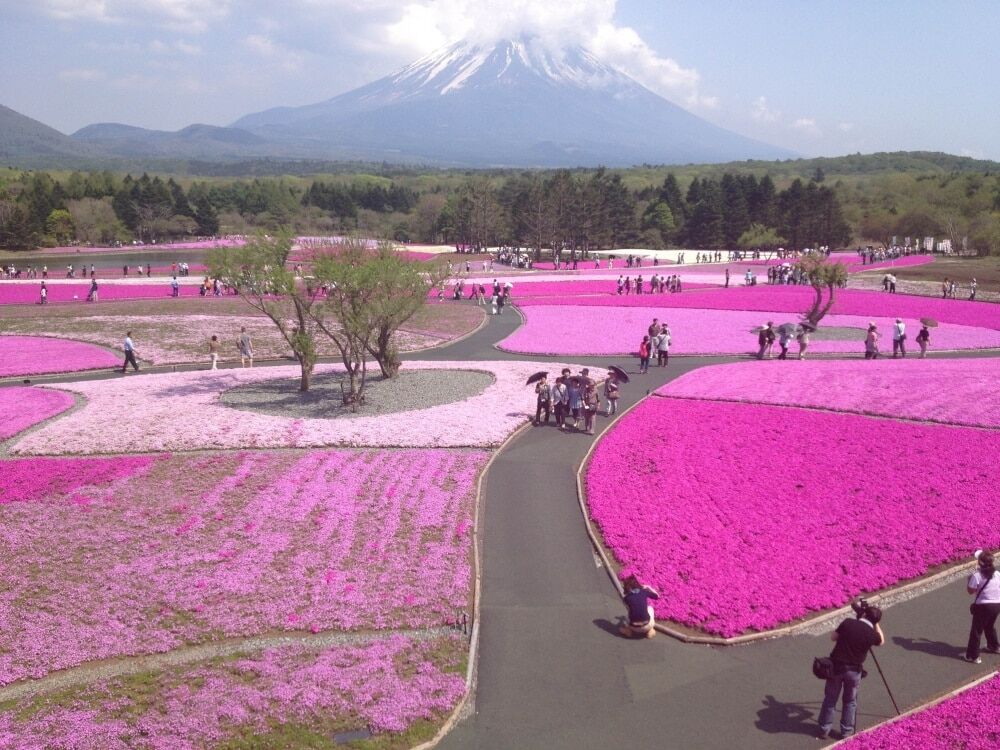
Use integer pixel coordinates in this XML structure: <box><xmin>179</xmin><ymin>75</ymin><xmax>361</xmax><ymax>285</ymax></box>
<box><xmin>638</xmin><ymin>335</ymin><xmax>651</xmax><ymax>374</ymax></box>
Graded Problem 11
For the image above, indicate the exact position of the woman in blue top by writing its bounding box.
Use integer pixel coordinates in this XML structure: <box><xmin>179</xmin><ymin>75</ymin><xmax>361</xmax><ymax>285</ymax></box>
<box><xmin>619</xmin><ymin>575</ymin><xmax>660</xmax><ymax>639</ymax></box>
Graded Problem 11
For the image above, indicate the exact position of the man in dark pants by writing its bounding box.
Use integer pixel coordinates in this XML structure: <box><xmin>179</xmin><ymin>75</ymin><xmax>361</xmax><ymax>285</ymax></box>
<box><xmin>817</xmin><ymin>603</ymin><xmax>885</xmax><ymax>740</ymax></box>
<box><xmin>965</xmin><ymin>550</ymin><xmax>1000</xmax><ymax>663</ymax></box>
<box><xmin>122</xmin><ymin>331</ymin><xmax>139</xmax><ymax>373</ymax></box>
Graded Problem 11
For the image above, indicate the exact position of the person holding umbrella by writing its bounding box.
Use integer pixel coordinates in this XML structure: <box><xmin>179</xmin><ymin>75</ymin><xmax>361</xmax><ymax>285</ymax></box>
<box><xmin>777</xmin><ymin>324</ymin><xmax>795</xmax><ymax>360</ymax></box>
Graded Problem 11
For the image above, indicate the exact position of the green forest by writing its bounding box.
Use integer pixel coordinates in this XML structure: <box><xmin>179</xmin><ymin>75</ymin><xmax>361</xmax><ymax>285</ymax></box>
<box><xmin>1</xmin><ymin>151</ymin><xmax>999</xmax><ymax>254</ymax></box>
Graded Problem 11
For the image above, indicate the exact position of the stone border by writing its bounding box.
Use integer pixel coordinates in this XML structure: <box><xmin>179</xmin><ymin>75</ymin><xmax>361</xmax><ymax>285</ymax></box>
<box><xmin>829</xmin><ymin>670</ymin><xmax>998</xmax><ymax>748</ymax></box>
<box><xmin>573</xmin><ymin>389</ymin><xmax>990</xmax><ymax>645</ymax></box>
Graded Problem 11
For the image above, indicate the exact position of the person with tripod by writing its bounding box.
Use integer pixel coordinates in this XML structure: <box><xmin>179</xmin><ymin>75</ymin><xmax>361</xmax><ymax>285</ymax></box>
<box><xmin>817</xmin><ymin>601</ymin><xmax>884</xmax><ymax>740</ymax></box>
<box><xmin>964</xmin><ymin>550</ymin><xmax>1000</xmax><ymax>664</ymax></box>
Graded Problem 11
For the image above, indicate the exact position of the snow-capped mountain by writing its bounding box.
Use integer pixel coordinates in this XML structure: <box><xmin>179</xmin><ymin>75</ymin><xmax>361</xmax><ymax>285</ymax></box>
<box><xmin>232</xmin><ymin>38</ymin><xmax>793</xmax><ymax>166</ymax></box>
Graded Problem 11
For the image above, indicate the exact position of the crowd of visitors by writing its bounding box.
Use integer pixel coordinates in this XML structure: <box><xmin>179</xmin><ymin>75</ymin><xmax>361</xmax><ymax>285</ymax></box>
<box><xmin>532</xmin><ymin>366</ymin><xmax>625</xmax><ymax>435</ymax></box>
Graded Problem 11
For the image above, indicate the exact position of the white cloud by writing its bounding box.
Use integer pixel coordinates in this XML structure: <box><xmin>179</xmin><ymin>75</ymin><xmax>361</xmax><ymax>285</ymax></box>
<box><xmin>751</xmin><ymin>95</ymin><xmax>780</xmax><ymax>123</ymax></box>
<box><xmin>243</xmin><ymin>34</ymin><xmax>306</xmax><ymax>72</ymax></box>
<box><xmin>837</xmin><ymin>122</ymin><xmax>855</xmax><ymax>132</ymax></box>
<box><xmin>58</xmin><ymin>68</ymin><xmax>107</xmax><ymax>82</ymax></box>
<box><xmin>792</xmin><ymin>117</ymin><xmax>821</xmax><ymax>136</ymax></box>
<box><xmin>38</xmin><ymin>0</ymin><xmax>230</xmax><ymax>32</ymax></box>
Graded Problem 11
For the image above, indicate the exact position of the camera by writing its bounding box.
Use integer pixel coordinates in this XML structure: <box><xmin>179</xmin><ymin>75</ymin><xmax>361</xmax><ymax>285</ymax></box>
<box><xmin>851</xmin><ymin>599</ymin><xmax>882</xmax><ymax>624</ymax></box>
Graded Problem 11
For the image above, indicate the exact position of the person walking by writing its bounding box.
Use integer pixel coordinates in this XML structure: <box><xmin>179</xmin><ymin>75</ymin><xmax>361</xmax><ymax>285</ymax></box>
<box><xmin>552</xmin><ymin>374</ymin><xmax>569</xmax><ymax>430</ymax></box>
<box><xmin>725</xmin><ymin>268</ymin><xmax>730</xmax><ymax>288</ymax></box>
<box><xmin>777</xmin><ymin>328</ymin><xmax>792</xmax><ymax>360</ymax></box>
<box><xmin>497</xmin><ymin>291</ymin><xmax>506</xmax><ymax>316</ymax></box>
<box><xmin>916</xmin><ymin>325</ymin><xmax>930</xmax><ymax>358</ymax></box>
<box><xmin>964</xmin><ymin>550</ymin><xmax>1000</xmax><ymax>664</ymax></box>
<box><xmin>566</xmin><ymin>376</ymin><xmax>584</xmax><ymax>430</ymax></box>
<box><xmin>969</xmin><ymin>278</ymin><xmax>978</xmax><ymax>301</ymax></box>
<box><xmin>604</xmin><ymin>371</ymin><xmax>620</xmax><ymax>415</ymax></box>
<box><xmin>533</xmin><ymin>376</ymin><xmax>552</xmax><ymax>426</ymax></box>
<box><xmin>892</xmin><ymin>318</ymin><xmax>906</xmax><ymax>358</ymax></box>
<box><xmin>582</xmin><ymin>382</ymin><xmax>600</xmax><ymax>435</ymax></box>
<box><xmin>817</xmin><ymin>602</ymin><xmax>885</xmax><ymax>740</ymax></box>
<box><xmin>238</xmin><ymin>327</ymin><xmax>254</xmax><ymax>367</ymax></box>
<box><xmin>39</xmin><ymin>281</ymin><xmax>48</xmax><ymax>305</ymax></box>
<box><xmin>122</xmin><ymin>331</ymin><xmax>139</xmax><ymax>373</ymax></box>
<box><xmin>638</xmin><ymin>335</ymin><xmax>651</xmax><ymax>374</ymax></box>
<box><xmin>171</xmin><ymin>276</ymin><xmax>180</xmax><ymax>297</ymax></box>
<box><xmin>86</xmin><ymin>278</ymin><xmax>99</xmax><ymax>302</ymax></box>
<box><xmin>796</xmin><ymin>327</ymin><xmax>810</xmax><ymax>360</ymax></box>
<box><xmin>618</xmin><ymin>575</ymin><xmax>660</xmax><ymax>639</ymax></box>
<box><xmin>864</xmin><ymin>324</ymin><xmax>880</xmax><ymax>360</ymax></box>
<box><xmin>657</xmin><ymin>324</ymin><xmax>671</xmax><ymax>366</ymax></box>
<box><xmin>490</xmin><ymin>293</ymin><xmax>498</xmax><ymax>316</ymax></box>
<box><xmin>208</xmin><ymin>335</ymin><xmax>220</xmax><ymax>370</ymax></box>
<box><xmin>756</xmin><ymin>322</ymin><xmax>775</xmax><ymax>360</ymax></box>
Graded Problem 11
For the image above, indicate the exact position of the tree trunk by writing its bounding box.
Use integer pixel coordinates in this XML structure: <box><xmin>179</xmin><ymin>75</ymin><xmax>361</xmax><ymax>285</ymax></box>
<box><xmin>299</xmin><ymin>357</ymin><xmax>311</xmax><ymax>392</ymax></box>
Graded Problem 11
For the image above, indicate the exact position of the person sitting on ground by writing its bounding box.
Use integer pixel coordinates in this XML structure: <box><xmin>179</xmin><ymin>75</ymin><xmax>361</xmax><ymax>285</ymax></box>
<box><xmin>619</xmin><ymin>575</ymin><xmax>660</xmax><ymax>639</ymax></box>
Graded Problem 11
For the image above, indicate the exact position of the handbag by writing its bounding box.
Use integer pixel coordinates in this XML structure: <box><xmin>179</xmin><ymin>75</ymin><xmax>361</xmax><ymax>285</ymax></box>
<box><xmin>971</xmin><ymin>573</ymin><xmax>993</xmax><ymax>614</ymax></box>
<box><xmin>812</xmin><ymin>656</ymin><xmax>835</xmax><ymax>680</ymax></box>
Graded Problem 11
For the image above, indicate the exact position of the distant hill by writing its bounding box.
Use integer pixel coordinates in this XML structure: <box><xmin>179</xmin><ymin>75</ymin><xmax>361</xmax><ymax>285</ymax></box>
<box><xmin>0</xmin><ymin>104</ymin><xmax>94</xmax><ymax>168</ymax></box>
<box><xmin>72</xmin><ymin>122</ymin><xmax>271</xmax><ymax>159</ymax></box>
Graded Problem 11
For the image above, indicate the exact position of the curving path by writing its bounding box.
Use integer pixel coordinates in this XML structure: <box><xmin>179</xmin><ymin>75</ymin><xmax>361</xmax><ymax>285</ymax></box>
<box><xmin>3</xmin><ymin>303</ymin><xmax>996</xmax><ymax>749</ymax></box>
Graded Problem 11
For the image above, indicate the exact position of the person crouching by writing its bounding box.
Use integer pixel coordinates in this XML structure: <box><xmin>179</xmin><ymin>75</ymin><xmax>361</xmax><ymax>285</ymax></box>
<box><xmin>619</xmin><ymin>575</ymin><xmax>660</xmax><ymax>639</ymax></box>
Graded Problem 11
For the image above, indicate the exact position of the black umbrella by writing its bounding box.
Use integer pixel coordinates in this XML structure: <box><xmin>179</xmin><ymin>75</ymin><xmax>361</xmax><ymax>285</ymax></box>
<box><xmin>920</xmin><ymin>317</ymin><xmax>939</xmax><ymax>328</ymax></box>
<box><xmin>606</xmin><ymin>365</ymin><xmax>630</xmax><ymax>384</ymax></box>
<box><xmin>525</xmin><ymin>371</ymin><xmax>548</xmax><ymax>386</ymax></box>
<box><xmin>776</xmin><ymin>322</ymin><xmax>798</xmax><ymax>336</ymax></box>
<box><xmin>799</xmin><ymin>321</ymin><xmax>818</xmax><ymax>333</ymax></box>
<box><xmin>567</xmin><ymin>375</ymin><xmax>587</xmax><ymax>389</ymax></box>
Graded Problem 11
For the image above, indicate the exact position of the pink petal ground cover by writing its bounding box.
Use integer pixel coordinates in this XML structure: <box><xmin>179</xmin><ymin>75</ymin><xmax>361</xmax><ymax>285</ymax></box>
<box><xmin>438</xmin><ymin>279</ymin><xmax>716</xmax><ymax>299</ymax></box>
<box><xmin>843</xmin><ymin>674</ymin><xmax>999</xmax><ymax>749</ymax></box>
<box><xmin>0</xmin><ymin>449</ymin><xmax>483</xmax><ymax>684</ymax></box>
<box><xmin>0</xmin><ymin>282</ymin><xmax>205</xmax><ymax>304</ymax></box>
<box><xmin>657</xmin><ymin>358</ymin><xmax>1000</xmax><ymax>428</ymax></box>
<box><xmin>0</xmin><ymin>335</ymin><xmax>120</xmax><ymax>377</ymax></box>
<box><xmin>11</xmin><ymin>360</ymin><xmax>584</xmax><ymax>455</ymax></box>
<box><xmin>497</xmin><ymin>306</ymin><xmax>1000</xmax><ymax>356</ymax></box>
<box><xmin>514</xmin><ymin>286</ymin><xmax>1000</xmax><ymax>330</ymax></box>
<box><xmin>585</xmin><ymin>398</ymin><xmax>1000</xmax><ymax>636</ymax></box>
<box><xmin>0</xmin><ymin>636</ymin><xmax>465</xmax><ymax>749</ymax></box>
<box><xmin>0</xmin><ymin>387</ymin><xmax>76</xmax><ymax>441</ymax></box>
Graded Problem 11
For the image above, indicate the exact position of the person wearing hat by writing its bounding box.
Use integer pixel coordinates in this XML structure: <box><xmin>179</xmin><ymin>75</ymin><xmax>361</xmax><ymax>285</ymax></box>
<box><xmin>964</xmin><ymin>550</ymin><xmax>1000</xmax><ymax>664</ymax></box>
<box><xmin>756</xmin><ymin>322</ymin><xmax>775</xmax><ymax>360</ymax></box>
<box><xmin>892</xmin><ymin>318</ymin><xmax>906</xmax><ymax>358</ymax></box>
<box><xmin>796</xmin><ymin>326</ymin><xmax>811</xmax><ymax>359</ymax></box>
<box><xmin>816</xmin><ymin>602</ymin><xmax>885</xmax><ymax>740</ymax></box>
<box><xmin>864</xmin><ymin>323</ymin><xmax>880</xmax><ymax>360</ymax></box>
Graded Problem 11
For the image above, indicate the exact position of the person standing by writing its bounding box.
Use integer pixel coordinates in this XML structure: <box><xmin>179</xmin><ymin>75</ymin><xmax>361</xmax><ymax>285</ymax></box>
<box><xmin>864</xmin><ymin>324</ymin><xmax>880</xmax><ymax>360</ymax></box>
<box><xmin>796</xmin><ymin>327</ymin><xmax>810</xmax><ymax>360</ymax></box>
<box><xmin>497</xmin><ymin>290</ymin><xmax>506</xmax><ymax>316</ymax></box>
<box><xmin>964</xmin><ymin>550</ymin><xmax>1000</xmax><ymax>664</ymax></box>
<box><xmin>756</xmin><ymin>322</ymin><xmax>774</xmax><ymax>360</ymax></box>
<box><xmin>778</xmin><ymin>328</ymin><xmax>792</xmax><ymax>359</ymax></box>
<box><xmin>638</xmin><ymin>335</ymin><xmax>651</xmax><ymax>374</ymax></box>
<box><xmin>970</xmin><ymin>278</ymin><xmax>978</xmax><ymax>301</ymax></box>
<box><xmin>582</xmin><ymin>382</ymin><xmax>600</xmax><ymax>435</ymax></box>
<box><xmin>238</xmin><ymin>327</ymin><xmax>254</xmax><ymax>367</ymax></box>
<box><xmin>647</xmin><ymin>318</ymin><xmax>662</xmax><ymax>339</ymax></box>
<box><xmin>171</xmin><ymin>276</ymin><xmax>180</xmax><ymax>297</ymax></box>
<box><xmin>208</xmin><ymin>335</ymin><xmax>220</xmax><ymax>370</ymax></box>
<box><xmin>725</xmin><ymin>268</ymin><xmax>730</xmax><ymax>288</ymax></box>
<box><xmin>816</xmin><ymin>602</ymin><xmax>885</xmax><ymax>740</ymax></box>
<box><xmin>566</xmin><ymin>376</ymin><xmax>584</xmax><ymax>430</ymax></box>
<box><xmin>892</xmin><ymin>318</ymin><xmax>906</xmax><ymax>358</ymax></box>
<box><xmin>552</xmin><ymin>375</ymin><xmax>569</xmax><ymax>430</ymax></box>
<box><xmin>657</xmin><ymin>324</ymin><xmax>671</xmax><ymax>366</ymax></box>
<box><xmin>490</xmin><ymin>293</ymin><xmax>498</xmax><ymax>316</ymax></box>
<box><xmin>87</xmin><ymin>278</ymin><xmax>99</xmax><ymax>302</ymax></box>
<box><xmin>533</xmin><ymin>376</ymin><xmax>552</xmax><ymax>426</ymax></box>
<box><xmin>39</xmin><ymin>281</ymin><xmax>48</xmax><ymax>305</ymax></box>
<box><xmin>122</xmin><ymin>331</ymin><xmax>139</xmax><ymax>373</ymax></box>
<box><xmin>915</xmin><ymin>325</ymin><xmax>930</xmax><ymax>358</ymax></box>
<box><xmin>604</xmin><ymin>372</ymin><xmax>620</xmax><ymax>416</ymax></box>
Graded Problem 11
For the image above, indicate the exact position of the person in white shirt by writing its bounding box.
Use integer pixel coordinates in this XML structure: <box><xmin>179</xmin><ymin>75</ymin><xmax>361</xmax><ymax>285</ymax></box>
<box><xmin>965</xmin><ymin>550</ymin><xmax>1000</xmax><ymax>663</ymax></box>
<box><xmin>122</xmin><ymin>331</ymin><xmax>139</xmax><ymax>373</ymax></box>
<box><xmin>892</xmin><ymin>319</ymin><xmax>906</xmax><ymax>358</ymax></box>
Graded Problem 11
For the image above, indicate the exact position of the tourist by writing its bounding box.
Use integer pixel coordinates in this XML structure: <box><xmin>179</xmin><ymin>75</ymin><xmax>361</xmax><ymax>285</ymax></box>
<box><xmin>816</xmin><ymin>601</ymin><xmax>885</xmax><ymax>740</ymax></box>
<box><xmin>86</xmin><ymin>278</ymin><xmax>99</xmax><ymax>302</ymax></box>
<box><xmin>604</xmin><ymin>371</ymin><xmax>620</xmax><ymax>415</ymax></box>
<box><xmin>970</xmin><ymin>278</ymin><xmax>978</xmax><ymax>301</ymax></box>
<box><xmin>725</xmin><ymin>268</ymin><xmax>730</xmax><ymax>288</ymax></box>
<box><xmin>964</xmin><ymin>550</ymin><xmax>1000</xmax><ymax>664</ymax></box>
<box><xmin>756</xmin><ymin>322</ymin><xmax>775</xmax><ymax>360</ymax></box>
<box><xmin>777</xmin><ymin>328</ymin><xmax>792</xmax><ymax>359</ymax></box>
<box><xmin>616</xmin><ymin>275</ymin><xmax>625</xmax><ymax>295</ymax></box>
<box><xmin>796</xmin><ymin>327</ymin><xmax>810</xmax><ymax>360</ymax></box>
<box><xmin>582</xmin><ymin>381</ymin><xmax>600</xmax><ymax>434</ymax></box>
<box><xmin>476</xmin><ymin>284</ymin><xmax>486</xmax><ymax>306</ymax></box>
<box><xmin>171</xmin><ymin>276</ymin><xmax>180</xmax><ymax>297</ymax></box>
<box><xmin>208</xmin><ymin>335</ymin><xmax>220</xmax><ymax>370</ymax></box>
<box><xmin>42</xmin><ymin>265</ymin><xmax>47</xmax><ymax>279</ymax></box>
<box><xmin>941</xmin><ymin>278</ymin><xmax>949</xmax><ymax>298</ymax></box>
<box><xmin>892</xmin><ymin>318</ymin><xmax>906</xmax><ymax>358</ymax></box>
<box><xmin>864</xmin><ymin>323</ymin><xmax>880</xmax><ymax>360</ymax></box>
<box><xmin>122</xmin><ymin>331</ymin><xmax>139</xmax><ymax>373</ymax></box>
<box><xmin>552</xmin><ymin>373</ymin><xmax>569</xmax><ymax>429</ymax></box>
<box><xmin>618</xmin><ymin>575</ymin><xmax>659</xmax><ymax>639</ymax></box>
<box><xmin>90</xmin><ymin>264</ymin><xmax>95</xmax><ymax>278</ymax></box>
<box><xmin>916</xmin><ymin>325</ymin><xmax>930</xmax><ymax>358</ymax></box>
<box><xmin>657</xmin><ymin>323</ymin><xmax>671</xmax><ymax>366</ymax></box>
<box><xmin>567</xmin><ymin>376</ymin><xmax>584</xmax><ymax>430</ymax></box>
<box><xmin>888</xmin><ymin>273</ymin><xmax>897</xmax><ymax>293</ymax></box>
<box><xmin>490</xmin><ymin>293</ymin><xmax>498</xmax><ymax>315</ymax></box>
<box><xmin>39</xmin><ymin>281</ymin><xmax>47</xmax><ymax>305</ymax></box>
<box><xmin>647</xmin><ymin>318</ymin><xmax>662</xmax><ymax>339</ymax></box>
<box><xmin>497</xmin><ymin>290</ymin><xmax>506</xmax><ymax>315</ymax></box>
<box><xmin>624</xmin><ymin>276</ymin><xmax>632</xmax><ymax>295</ymax></box>
<box><xmin>533</xmin><ymin>375</ymin><xmax>552</xmax><ymax>426</ymax></box>
<box><xmin>638</xmin><ymin>335</ymin><xmax>651</xmax><ymax>374</ymax></box>
<box><xmin>238</xmin><ymin>327</ymin><xmax>254</xmax><ymax>367</ymax></box>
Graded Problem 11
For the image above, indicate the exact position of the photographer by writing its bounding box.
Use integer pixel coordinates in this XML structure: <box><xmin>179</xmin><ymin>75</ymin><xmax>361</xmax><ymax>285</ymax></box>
<box><xmin>964</xmin><ymin>550</ymin><xmax>1000</xmax><ymax>663</ymax></box>
<box><xmin>817</xmin><ymin>601</ymin><xmax>884</xmax><ymax>740</ymax></box>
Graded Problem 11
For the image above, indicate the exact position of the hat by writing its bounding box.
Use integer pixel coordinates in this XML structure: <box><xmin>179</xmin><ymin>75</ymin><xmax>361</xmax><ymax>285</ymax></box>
<box><xmin>895</xmin><ymin>318</ymin><xmax>902</xmax><ymax>323</ymax></box>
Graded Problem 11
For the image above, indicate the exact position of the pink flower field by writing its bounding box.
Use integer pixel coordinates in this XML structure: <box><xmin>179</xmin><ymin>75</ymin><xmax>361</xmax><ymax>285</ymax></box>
<box><xmin>0</xmin><ymin>387</ymin><xmax>76</xmax><ymax>441</ymax></box>
<box><xmin>0</xmin><ymin>282</ymin><xmax>206</xmax><ymax>305</ymax></box>
<box><xmin>497</xmin><ymin>305</ymin><xmax>1000</xmax><ymax>356</ymax></box>
<box><xmin>10</xmin><ymin>359</ymin><xmax>586</xmax><ymax>455</ymax></box>
<box><xmin>0</xmin><ymin>335</ymin><xmax>120</xmax><ymax>377</ymax></box>
<box><xmin>585</xmin><ymin>397</ymin><xmax>1000</xmax><ymax>636</ymax></box>
<box><xmin>657</xmin><ymin>358</ymin><xmax>1000</xmax><ymax>428</ymax></box>
<box><xmin>0</xmin><ymin>448</ymin><xmax>484</xmax><ymax>684</ymax></box>
<box><xmin>0</xmin><ymin>635</ymin><xmax>466</xmax><ymax>749</ymax></box>
<box><xmin>843</xmin><ymin>674</ymin><xmax>999</xmax><ymax>749</ymax></box>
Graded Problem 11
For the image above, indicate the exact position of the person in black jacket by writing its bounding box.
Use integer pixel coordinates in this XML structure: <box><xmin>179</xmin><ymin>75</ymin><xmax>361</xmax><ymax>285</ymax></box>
<box><xmin>817</xmin><ymin>602</ymin><xmax>885</xmax><ymax>740</ymax></box>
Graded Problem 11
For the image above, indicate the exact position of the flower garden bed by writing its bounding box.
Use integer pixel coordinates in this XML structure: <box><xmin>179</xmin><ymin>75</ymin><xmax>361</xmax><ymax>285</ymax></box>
<box><xmin>0</xmin><ymin>282</ymin><xmax>205</xmax><ymax>305</ymax></box>
<box><xmin>0</xmin><ymin>448</ymin><xmax>484</xmax><ymax>684</ymax></box>
<box><xmin>0</xmin><ymin>336</ymin><xmax>120</xmax><ymax>377</ymax></box>
<box><xmin>584</xmin><ymin>397</ymin><xmax>1000</xmax><ymax>637</ymax></box>
<box><xmin>496</xmin><ymin>306</ymin><xmax>1000</xmax><ymax>356</ymax></box>
<box><xmin>0</xmin><ymin>387</ymin><xmax>76</xmax><ymax>441</ymax></box>
<box><xmin>10</xmin><ymin>360</ymin><xmax>583</xmax><ymax>455</ymax></box>
<box><xmin>842</xmin><ymin>673</ymin><xmax>999</xmax><ymax>749</ymax></box>
<box><xmin>657</xmin><ymin>358</ymin><xmax>1000</xmax><ymax>428</ymax></box>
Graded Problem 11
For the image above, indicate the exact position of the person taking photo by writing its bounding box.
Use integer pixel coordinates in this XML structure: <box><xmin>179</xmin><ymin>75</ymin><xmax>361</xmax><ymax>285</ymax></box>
<box><xmin>964</xmin><ymin>550</ymin><xmax>1000</xmax><ymax>663</ymax></box>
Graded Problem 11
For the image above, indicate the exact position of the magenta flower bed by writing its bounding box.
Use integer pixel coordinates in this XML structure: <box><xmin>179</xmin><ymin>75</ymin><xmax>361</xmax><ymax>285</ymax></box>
<box><xmin>658</xmin><ymin>358</ymin><xmax>1000</xmax><ymax>428</ymax></box>
<box><xmin>0</xmin><ymin>335</ymin><xmax>120</xmax><ymax>376</ymax></box>
<box><xmin>497</xmin><ymin>305</ymin><xmax>1000</xmax><ymax>356</ymax></box>
<box><xmin>0</xmin><ymin>635</ymin><xmax>465</xmax><ymax>748</ymax></box>
<box><xmin>0</xmin><ymin>282</ymin><xmax>205</xmax><ymax>304</ymax></box>
<box><xmin>585</xmin><ymin>397</ymin><xmax>1000</xmax><ymax>636</ymax></box>
<box><xmin>0</xmin><ymin>387</ymin><xmax>76</xmax><ymax>441</ymax></box>
<box><xmin>0</xmin><ymin>448</ymin><xmax>485</xmax><ymax>684</ymax></box>
<box><xmin>515</xmin><ymin>285</ymin><xmax>1000</xmax><ymax>329</ymax></box>
<box><xmin>843</xmin><ymin>674</ymin><xmax>1000</xmax><ymax>749</ymax></box>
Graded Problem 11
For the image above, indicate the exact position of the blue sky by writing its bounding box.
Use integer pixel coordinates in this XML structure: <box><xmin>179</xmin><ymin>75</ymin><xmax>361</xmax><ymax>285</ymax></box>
<box><xmin>1</xmin><ymin>0</ymin><xmax>998</xmax><ymax>159</ymax></box>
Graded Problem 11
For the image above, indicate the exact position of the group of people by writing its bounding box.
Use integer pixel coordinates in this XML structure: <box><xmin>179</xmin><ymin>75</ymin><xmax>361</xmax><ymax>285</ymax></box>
<box><xmin>941</xmin><ymin>277</ymin><xmax>978</xmax><ymax>300</ymax></box>
<box><xmin>864</xmin><ymin>319</ymin><xmax>931</xmax><ymax>359</ymax></box>
<box><xmin>119</xmin><ymin>327</ymin><xmax>255</xmax><ymax>374</ymax></box>
<box><xmin>616</xmin><ymin>274</ymin><xmax>684</xmax><ymax>295</ymax></box>
<box><xmin>756</xmin><ymin>321</ymin><xmax>812</xmax><ymax>360</ymax></box>
<box><xmin>637</xmin><ymin>318</ymin><xmax>672</xmax><ymax>372</ymax></box>
<box><xmin>856</xmin><ymin>245</ymin><xmax>917</xmax><ymax>264</ymax></box>
<box><xmin>532</xmin><ymin>367</ymin><xmax>624</xmax><ymax>435</ymax></box>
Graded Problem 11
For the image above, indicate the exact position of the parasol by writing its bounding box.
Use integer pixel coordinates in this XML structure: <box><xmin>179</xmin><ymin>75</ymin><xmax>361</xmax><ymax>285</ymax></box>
<box><xmin>606</xmin><ymin>365</ymin><xmax>630</xmax><ymax>384</ymax></box>
<box><xmin>920</xmin><ymin>317</ymin><xmax>938</xmax><ymax>328</ymax></box>
<box><xmin>525</xmin><ymin>371</ymin><xmax>548</xmax><ymax>386</ymax></box>
<box><xmin>799</xmin><ymin>321</ymin><xmax>817</xmax><ymax>333</ymax></box>
<box><xmin>776</xmin><ymin>323</ymin><xmax>798</xmax><ymax>336</ymax></box>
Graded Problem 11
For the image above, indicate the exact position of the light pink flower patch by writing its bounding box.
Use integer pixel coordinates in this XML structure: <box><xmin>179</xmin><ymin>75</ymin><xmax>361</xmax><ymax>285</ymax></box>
<box><xmin>657</xmin><ymin>358</ymin><xmax>1000</xmax><ymax>428</ymax></box>
<box><xmin>498</xmin><ymin>306</ymin><xmax>1000</xmax><ymax>356</ymax></box>
<box><xmin>0</xmin><ymin>387</ymin><xmax>76</xmax><ymax>441</ymax></box>
<box><xmin>0</xmin><ymin>449</ymin><xmax>484</xmax><ymax>684</ymax></box>
<box><xmin>0</xmin><ymin>335</ymin><xmax>120</xmax><ymax>377</ymax></box>
<box><xmin>11</xmin><ymin>360</ymin><xmax>586</xmax><ymax>455</ymax></box>
<box><xmin>843</xmin><ymin>674</ymin><xmax>1000</xmax><ymax>749</ymax></box>
<box><xmin>585</xmin><ymin>398</ymin><xmax>1000</xmax><ymax>637</ymax></box>
<box><xmin>0</xmin><ymin>282</ymin><xmax>209</xmax><ymax>304</ymax></box>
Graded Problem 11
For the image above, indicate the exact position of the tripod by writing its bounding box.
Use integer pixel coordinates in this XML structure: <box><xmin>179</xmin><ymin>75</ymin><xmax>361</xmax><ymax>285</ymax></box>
<box><xmin>868</xmin><ymin>649</ymin><xmax>901</xmax><ymax>716</ymax></box>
